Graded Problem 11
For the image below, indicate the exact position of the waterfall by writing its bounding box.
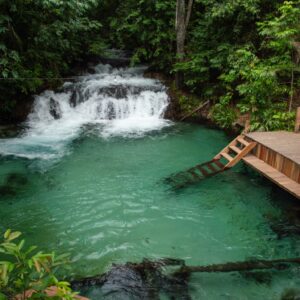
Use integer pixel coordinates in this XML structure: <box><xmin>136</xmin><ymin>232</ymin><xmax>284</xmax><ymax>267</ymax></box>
<box><xmin>0</xmin><ymin>64</ymin><xmax>170</xmax><ymax>161</ymax></box>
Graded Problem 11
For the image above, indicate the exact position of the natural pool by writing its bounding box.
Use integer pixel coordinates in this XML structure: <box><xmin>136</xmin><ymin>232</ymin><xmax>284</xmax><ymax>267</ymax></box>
<box><xmin>0</xmin><ymin>64</ymin><xmax>300</xmax><ymax>299</ymax></box>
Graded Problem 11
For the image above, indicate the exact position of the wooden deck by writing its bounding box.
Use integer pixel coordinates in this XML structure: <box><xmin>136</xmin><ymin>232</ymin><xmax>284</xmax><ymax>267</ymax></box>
<box><xmin>243</xmin><ymin>155</ymin><xmax>300</xmax><ymax>199</ymax></box>
<box><xmin>166</xmin><ymin>126</ymin><xmax>300</xmax><ymax>198</ymax></box>
<box><xmin>245</xmin><ymin>131</ymin><xmax>300</xmax><ymax>164</ymax></box>
<box><xmin>244</xmin><ymin>131</ymin><xmax>300</xmax><ymax>199</ymax></box>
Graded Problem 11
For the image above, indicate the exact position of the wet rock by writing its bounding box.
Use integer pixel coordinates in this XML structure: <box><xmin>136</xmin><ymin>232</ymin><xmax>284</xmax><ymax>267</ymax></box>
<box><xmin>49</xmin><ymin>98</ymin><xmax>62</xmax><ymax>119</ymax></box>
<box><xmin>98</xmin><ymin>86</ymin><xmax>128</xmax><ymax>99</ymax></box>
<box><xmin>98</xmin><ymin>57</ymin><xmax>131</xmax><ymax>68</ymax></box>
<box><xmin>101</xmin><ymin>265</ymin><xmax>150</xmax><ymax>300</ymax></box>
<box><xmin>95</xmin><ymin>85</ymin><xmax>163</xmax><ymax>99</ymax></box>
<box><xmin>72</xmin><ymin>258</ymin><xmax>190</xmax><ymax>300</ymax></box>
<box><xmin>0</xmin><ymin>125</ymin><xmax>24</xmax><ymax>138</ymax></box>
<box><xmin>106</xmin><ymin>103</ymin><xmax>116</xmax><ymax>120</ymax></box>
<box><xmin>69</xmin><ymin>89</ymin><xmax>85</xmax><ymax>107</ymax></box>
<box><xmin>70</xmin><ymin>91</ymin><xmax>78</xmax><ymax>107</ymax></box>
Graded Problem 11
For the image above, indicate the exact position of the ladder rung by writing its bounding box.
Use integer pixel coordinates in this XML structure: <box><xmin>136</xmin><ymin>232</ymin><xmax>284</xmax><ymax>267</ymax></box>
<box><xmin>206</xmin><ymin>163</ymin><xmax>218</xmax><ymax>172</ymax></box>
<box><xmin>221</xmin><ymin>152</ymin><xmax>234</xmax><ymax>162</ymax></box>
<box><xmin>213</xmin><ymin>160</ymin><xmax>225</xmax><ymax>169</ymax></box>
<box><xmin>229</xmin><ymin>145</ymin><xmax>242</xmax><ymax>154</ymax></box>
<box><xmin>189</xmin><ymin>170</ymin><xmax>201</xmax><ymax>179</ymax></box>
<box><xmin>237</xmin><ymin>138</ymin><xmax>249</xmax><ymax>146</ymax></box>
<box><xmin>197</xmin><ymin>166</ymin><xmax>209</xmax><ymax>177</ymax></box>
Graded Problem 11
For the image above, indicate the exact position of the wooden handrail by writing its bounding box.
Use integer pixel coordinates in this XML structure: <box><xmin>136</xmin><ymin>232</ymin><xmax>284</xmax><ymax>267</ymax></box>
<box><xmin>295</xmin><ymin>107</ymin><xmax>300</xmax><ymax>132</ymax></box>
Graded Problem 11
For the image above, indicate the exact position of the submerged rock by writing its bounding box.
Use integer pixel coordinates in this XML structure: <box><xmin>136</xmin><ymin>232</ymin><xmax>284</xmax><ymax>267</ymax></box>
<box><xmin>281</xmin><ymin>288</ymin><xmax>300</xmax><ymax>300</ymax></box>
<box><xmin>269</xmin><ymin>205</ymin><xmax>300</xmax><ymax>239</ymax></box>
<box><xmin>6</xmin><ymin>173</ymin><xmax>28</xmax><ymax>186</ymax></box>
<box><xmin>0</xmin><ymin>173</ymin><xmax>28</xmax><ymax>199</ymax></box>
<box><xmin>0</xmin><ymin>185</ymin><xmax>16</xmax><ymax>197</ymax></box>
<box><xmin>240</xmin><ymin>271</ymin><xmax>272</xmax><ymax>285</ymax></box>
<box><xmin>72</xmin><ymin>258</ymin><xmax>191</xmax><ymax>300</ymax></box>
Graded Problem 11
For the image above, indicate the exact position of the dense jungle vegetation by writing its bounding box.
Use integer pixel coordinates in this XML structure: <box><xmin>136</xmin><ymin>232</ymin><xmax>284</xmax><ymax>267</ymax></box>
<box><xmin>1</xmin><ymin>0</ymin><xmax>300</xmax><ymax>130</ymax></box>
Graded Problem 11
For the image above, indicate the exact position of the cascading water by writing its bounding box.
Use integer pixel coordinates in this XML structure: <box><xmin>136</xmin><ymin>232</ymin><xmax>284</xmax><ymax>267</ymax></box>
<box><xmin>0</xmin><ymin>64</ymin><xmax>170</xmax><ymax>161</ymax></box>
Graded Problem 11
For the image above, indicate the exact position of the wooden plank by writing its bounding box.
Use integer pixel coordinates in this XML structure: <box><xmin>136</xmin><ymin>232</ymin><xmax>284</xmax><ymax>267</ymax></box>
<box><xmin>246</xmin><ymin>132</ymin><xmax>300</xmax><ymax>165</ymax></box>
<box><xmin>221</xmin><ymin>152</ymin><xmax>234</xmax><ymax>162</ymax></box>
<box><xmin>225</xmin><ymin>142</ymin><xmax>257</xmax><ymax>168</ymax></box>
<box><xmin>207</xmin><ymin>163</ymin><xmax>218</xmax><ymax>172</ymax></box>
<box><xmin>197</xmin><ymin>166</ymin><xmax>209</xmax><ymax>177</ymax></box>
<box><xmin>243</xmin><ymin>155</ymin><xmax>300</xmax><ymax>199</ymax></box>
<box><xmin>189</xmin><ymin>170</ymin><xmax>201</xmax><ymax>179</ymax></box>
<box><xmin>237</xmin><ymin>137</ymin><xmax>249</xmax><ymax>147</ymax></box>
<box><xmin>214</xmin><ymin>160</ymin><xmax>225</xmax><ymax>169</ymax></box>
<box><xmin>229</xmin><ymin>145</ymin><xmax>242</xmax><ymax>154</ymax></box>
<box><xmin>214</xmin><ymin>135</ymin><xmax>242</xmax><ymax>160</ymax></box>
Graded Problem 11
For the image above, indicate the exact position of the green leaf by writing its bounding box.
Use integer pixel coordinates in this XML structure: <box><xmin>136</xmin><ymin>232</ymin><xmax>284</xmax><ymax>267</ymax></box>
<box><xmin>7</xmin><ymin>231</ymin><xmax>21</xmax><ymax>242</ymax></box>
<box><xmin>3</xmin><ymin>230</ymin><xmax>11</xmax><ymax>240</ymax></box>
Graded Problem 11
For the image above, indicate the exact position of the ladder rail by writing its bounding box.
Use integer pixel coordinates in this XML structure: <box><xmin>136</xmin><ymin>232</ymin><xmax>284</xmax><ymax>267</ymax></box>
<box><xmin>165</xmin><ymin>134</ymin><xmax>257</xmax><ymax>189</ymax></box>
<box><xmin>224</xmin><ymin>141</ymin><xmax>257</xmax><ymax>169</ymax></box>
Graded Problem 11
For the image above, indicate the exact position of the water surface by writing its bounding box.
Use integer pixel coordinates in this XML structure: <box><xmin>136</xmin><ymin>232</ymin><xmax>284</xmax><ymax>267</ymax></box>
<box><xmin>0</xmin><ymin>64</ymin><xmax>299</xmax><ymax>299</ymax></box>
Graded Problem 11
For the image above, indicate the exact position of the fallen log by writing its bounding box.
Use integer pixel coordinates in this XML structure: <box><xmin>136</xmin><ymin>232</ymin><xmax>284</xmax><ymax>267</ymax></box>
<box><xmin>174</xmin><ymin>257</ymin><xmax>300</xmax><ymax>276</ymax></box>
<box><xmin>180</xmin><ymin>100</ymin><xmax>210</xmax><ymax>121</ymax></box>
<box><xmin>69</xmin><ymin>257</ymin><xmax>300</xmax><ymax>299</ymax></box>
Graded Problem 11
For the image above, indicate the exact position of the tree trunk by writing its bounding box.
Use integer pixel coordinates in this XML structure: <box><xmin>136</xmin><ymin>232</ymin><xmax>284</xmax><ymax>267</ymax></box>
<box><xmin>175</xmin><ymin>0</ymin><xmax>193</xmax><ymax>89</ymax></box>
<box><xmin>173</xmin><ymin>257</ymin><xmax>300</xmax><ymax>276</ymax></box>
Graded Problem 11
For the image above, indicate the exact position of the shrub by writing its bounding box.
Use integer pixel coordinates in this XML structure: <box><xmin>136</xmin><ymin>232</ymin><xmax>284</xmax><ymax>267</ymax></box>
<box><xmin>0</xmin><ymin>230</ymin><xmax>77</xmax><ymax>300</ymax></box>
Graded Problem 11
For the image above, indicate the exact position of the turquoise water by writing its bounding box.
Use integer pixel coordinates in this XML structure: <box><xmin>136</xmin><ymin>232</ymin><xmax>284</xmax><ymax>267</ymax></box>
<box><xmin>1</xmin><ymin>123</ymin><xmax>300</xmax><ymax>299</ymax></box>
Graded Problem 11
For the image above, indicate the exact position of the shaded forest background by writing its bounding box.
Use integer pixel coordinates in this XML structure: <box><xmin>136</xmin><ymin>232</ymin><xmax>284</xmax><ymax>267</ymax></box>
<box><xmin>1</xmin><ymin>0</ymin><xmax>300</xmax><ymax>130</ymax></box>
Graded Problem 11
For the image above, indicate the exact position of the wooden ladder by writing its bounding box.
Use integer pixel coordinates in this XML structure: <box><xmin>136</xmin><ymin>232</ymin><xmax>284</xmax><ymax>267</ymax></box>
<box><xmin>165</xmin><ymin>135</ymin><xmax>257</xmax><ymax>189</ymax></box>
<box><xmin>214</xmin><ymin>135</ymin><xmax>257</xmax><ymax>169</ymax></box>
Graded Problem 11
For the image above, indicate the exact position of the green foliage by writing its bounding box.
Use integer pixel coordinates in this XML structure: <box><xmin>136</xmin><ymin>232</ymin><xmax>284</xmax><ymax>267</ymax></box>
<box><xmin>1</xmin><ymin>0</ymin><xmax>299</xmax><ymax>131</ymax></box>
<box><xmin>220</xmin><ymin>47</ymin><xmax>287</xmax><ymax>112</ymax></box>
<box><xmin>210</xmin><ymin>95</ymin><xmax>238</xmax><ymax>129</ymax></box>
<box><xmin>0</xmin><ymin>0</ymin><xmax>103</xmax><ymax>120</ymax></box>
<box><xmin>211</xmin><ymin>104</ymin><xmax>238</xmax><ymax>129</ymax></box>
<box><xmin>174</xmin><ymin>0</ymin><xmax>299</xmax><ymax>131</ymax></box>
<box><xmin>0</xmin><ymin>230</ymin><xmax>76</xmax><ymax>300</ymax></box>
<box><xmin>258</xmin><ymin>1</ymin><xmax>300</xmax><ymax>55</ymax></box>
<box><xmin>250</xmin><ymin>103</ymin><xmax>296</xmax><ymax>131</ymax></box>
<box><xmin>110</xmin><ymin>0</ymin><xmax>175</xmax><ymax>70</ymax></box>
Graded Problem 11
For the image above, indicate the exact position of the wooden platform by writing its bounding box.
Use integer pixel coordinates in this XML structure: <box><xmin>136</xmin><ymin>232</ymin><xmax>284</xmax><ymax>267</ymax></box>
<box><xmin>165</xmin><ymin>129</ymin><xmax>300</xmax><ymax>198</ymax></box>
<box><xmin>245</xmin><ymin>131</ymin><xmax>300</xmax><ymax>164</ymax></box>
<box><xmin>243</xmin><ymin>155</ymin><xmax>300</xmax><ymax>199</ymax></box>
<box><xmin>244</xmin><ymin>131</ymin><xmax>300</xmax><ymax>199</ymax></box>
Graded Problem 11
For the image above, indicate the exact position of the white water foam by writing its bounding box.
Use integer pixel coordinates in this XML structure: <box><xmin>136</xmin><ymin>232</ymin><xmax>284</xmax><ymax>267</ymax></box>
<box><xmin>0</xmin><ymin>64</ymin><xmax>170</xmax><ymax>160</ymax></box>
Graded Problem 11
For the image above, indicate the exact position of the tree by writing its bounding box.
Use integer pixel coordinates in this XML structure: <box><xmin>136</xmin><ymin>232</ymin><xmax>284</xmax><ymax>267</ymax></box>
<box><xmin>175</xmin><ymin>0</ymin><xmax>193</xmax><ymax>89</ymax></box>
